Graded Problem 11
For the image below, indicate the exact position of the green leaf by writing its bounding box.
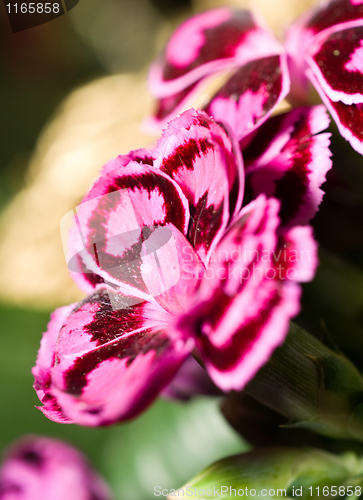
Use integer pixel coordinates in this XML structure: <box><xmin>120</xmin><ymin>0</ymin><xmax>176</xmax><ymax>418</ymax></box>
<box><xmin>244</xmin><ymin>323</ymin><xmax>363</xmax><ymax>441</ymax></box>
<box><xmin>177</xmin><ymin>447</ymin><xmax>363</xmax><ymax>499</ymax></box>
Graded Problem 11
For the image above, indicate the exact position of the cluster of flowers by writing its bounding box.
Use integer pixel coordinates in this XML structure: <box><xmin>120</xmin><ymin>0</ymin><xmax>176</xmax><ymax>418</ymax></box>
<box><xmin>32</xmin><ymin>0</ymin><xmax>363</xmax><ymax>427</ymax></box>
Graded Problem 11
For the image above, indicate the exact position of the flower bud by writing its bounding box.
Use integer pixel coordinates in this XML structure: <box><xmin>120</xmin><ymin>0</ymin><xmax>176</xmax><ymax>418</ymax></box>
<box><xmin>175</xmin><ymin>447</ymin><xmax>363</xmax><ymax>499</ymax></box>
<box><xmin>244</xmin><ymin>323</ymin><xmax>363</xmax><ymax>442</ymax></box>
<box><xmin>0</xmin><ymin>435</ymin><xmax>112</xmax><ymax>500</ymax></box>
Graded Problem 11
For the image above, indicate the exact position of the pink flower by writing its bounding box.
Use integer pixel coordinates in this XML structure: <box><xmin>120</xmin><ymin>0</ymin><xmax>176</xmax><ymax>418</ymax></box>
<box><xmin>0</xmin><ymin>436</ymin><xmax>112</xmax><ymax>499</ymax></box>
<box><xmin>146</xmin><ymin>8</ymin><xmax>290</xmax><ymax>139</ymax></box>
<box><xmin>33</xmin><ymin>109</ymin><xmax>322</xmax><ymax>426</ymax></box>
<box><xmin>148</xmin><ymin>4</ymin><xmax>363</xmax><ymax>156</ymax></box>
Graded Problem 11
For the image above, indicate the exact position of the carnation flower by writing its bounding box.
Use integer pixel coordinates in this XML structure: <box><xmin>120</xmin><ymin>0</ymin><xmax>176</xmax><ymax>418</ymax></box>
<box><xmin>32</xmin><ymin>108</ymin><xmax>327</xmax><ymax>426</ymax></box>
<box><xmin>146</xmin><ymin>8</ymin><xmax>290</xmax><ymax>137</ymax></box>
<box><xmin>148</xmin><ymin>2</ymin><xmax>363</xmax><ymax>156</ymax></box>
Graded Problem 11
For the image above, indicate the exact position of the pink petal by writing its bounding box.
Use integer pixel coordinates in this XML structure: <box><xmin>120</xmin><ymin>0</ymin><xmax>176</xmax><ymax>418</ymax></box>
<box><xmin>0</xmin><ymin>436</ymin><xmax>112</xmax><ymax>500</ymax></box>
<box><xmin>33</xmin><ymin>288</ymin><xmax>192</xmax><ymax>426</ymax></box>
<box><xmin>286</xmin><ymin>0</ymin><xmax>363</xmax><ymax>104</ymax></box>
<box><xmin>67</xmin><ymin>159</ymin><xmax>190</xmax><ymax>294</ymax></box>
<box><xmin>276</xmin><ymin>226</ymin><xmax>318</xmax><ymax>283</ymax></box>
<box><xmin>199</xmin><ymin>282</ymin><xmax>302</xmax><ymax>392</ymax></box>
<box><xmin>32</xmin><ymin>305</ymin><xmax>76</xmax><ymax>424</ymax></box>
<box><xmin>205</xmin><ymin>55</ymin><xmax>290</xmax><ymax>140</ymax></box>
<box><xmin>140</xmin><ymin>223</ymin><xmax>205</xmax><ymax>315</ymax></box>
<box><xmin>144</xmin><ymin>79</ymin><xmax>206</xmax><ymax>133</ymax></box>
<box><xmin>100</xmin><ymin>149</ymin><xmax>156</xmax><ymax>176</ymax></box>
<box><xmin>308</xmin><ymin>68</ymin><xmax>363</xmax><ymax>154</ymax></box>
<box><xmin>241</xmin><ymin>106</ymin><xmax>332</xmax><ymax>228</ymax></box>
<box><xmin>37</xmin><ymin>394</ymin><xmax>71</xmax><ymax>424</ymax></box>
<box><xmin>148</xmin><ymin>8</ymin><xmax>282</xmax><ymax>98</ymax></box>
<box><xmin>307</xmin><ymin>23</ymin><xmax>363</xmax><ymax>105</ymax></box>
<box><xmin>68</xmin><ymin>254</ymin><xmax>105</xmax><ymax>296</ymax></box>
<box><xmin>176</xmin><ymin>195</ymin><xmax>317</xmax><ymax>391</ymax></box>
<box><xmin>154</xmin><ymin>109</ymin><xmax>243</xmax><ymax>264</ymax></box>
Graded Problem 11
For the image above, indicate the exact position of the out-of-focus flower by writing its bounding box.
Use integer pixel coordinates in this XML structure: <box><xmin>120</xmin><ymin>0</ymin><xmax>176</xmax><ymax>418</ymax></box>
<box><xmin>148</xmin><ymin>3</ymin><xmax>363</xmax><ymax>157</ymax></box>
<box><xmin>286</xmin><ymin>0</ymin><xmax>363</xmax><ymax>155</ymax></box>
<box><xmin>146</xmin><ymin>8</ymin><xmax>290</xmax><ymax>136</ymax></box>
<box><xmin>33</xmin><ymin>108</ymin><xmax>323</xmax><ymax>426</ymax></box>
<box><xmin>0</xmin><ymin>435</ymin><xmax>112</xmax><ymax>500</ymax></box>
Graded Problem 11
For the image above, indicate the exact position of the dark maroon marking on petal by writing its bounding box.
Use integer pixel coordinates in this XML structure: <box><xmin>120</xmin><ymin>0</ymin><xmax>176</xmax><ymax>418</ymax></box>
<box><xmin>241</xmin><ymin>176</ymin><xmax>255</xmax><ymax>208</ymax></box>
<box><xmin>86</xmin><ymin>227</ymin><xmax>159</xmax><ymax>292</ymax></box>
<box><xmin>18</xmin><ymin>450</ymin><xmax>44</xmax><ymax>468</ymax></box>
<box><xmin>329</xmin><ymin>98</ymin><xmax>363</xmax><ymax>138</ymax></box>
<box><xmin>228</xmin><ymin>171</ymin><xmax>240</xmax><ymax>217</ymax></box>
<box><xmin>275</xmin><ymin>167</ymin><xmax>309</xmax><ymax>225</ymax></box>
<box><xmin>73</xmin><ymin>290</ymin><xmax>147</xmax><ymax>347</ymax></box>
<box><xmin>64</xmin><ymin>330</ymin><xmax>170</xmax><ymax>396</ymax></box>
<box><xmin>155</xmin><ymin>82</ymin><xmax>199</xmax><ymax>121</ymax></box>
<box><xmin>83</xmin><ymin>271</ymin><xmax>105</xmax><ymax>288</ymax></box>
<box><xmin>197</xmin><ymin>288</ymin><xmax>281</xmax><ymax>371</ymax></box>
<box><xmin>275</xmin><ymin>120</ymin><xmax>312</xmax><ymax>225</ymax></box>
<box><xmin>274</xmin><ymin>236</ymin><xmax>298</xmax><ymax>280</ymax></box>
<box><xmin>39</xmin><ymin>394</ymin><xmax>69</xmax><ymax>421</ymax></box>
<box><xmin>87</xmin><ymin>200</ymin><xmax>148</xmax><ymax>292</ymax></box>
<box><xmin>163</xmin><ymin>11</ymin><xmax>256</xmax><ymax>81</ymax></box>
<box><xmin>34</xmin><ymin>368</ymin><xmax>52</xmax><ymax>392</ymax></box>
<box><xmin>73</xmin><ymin>254</ymin><xmax>104</xmax><ymax>287</ymax></box>
<box><xmin>188</xmin><ymin>192</ymin><xmax>225</xmax><ymax>253</ymax></box>
<box><xmin>313</xmin><ymin>27</ymin><xmax>363</xmax><ymax>96</ymax></box>
<box><xmin>111</xmin><ymin>173</ymin><xmax>187</xmax><ymax>231</ymax></box>
<box><xmin>214</xmin><ymin>56</ymin><xmax>282</xmax><ymax>99</ymax></box>
<box><xmin>197</xmin><ymin>245</ymin><xmax>265</xmax><ymax>329</ymax></box>
<box><xmin>132</xmin><ymin>156</ymin><xmax>154</xmax><ymax>166</ymax></box>
<box><xmin>159</xmin><ymin>132</ymin><xmax>228</xmax><ymax>255</ymax></box>
<box><xmin>213</xmin><ymin>120</ymin><xmax>242</xmax><ymax>217</ymax></box>
<box><xmin>240</xmin><ymin>112</ymin><xmax>287</xmax><ymax>169</ymax></box>
<box><xmin>86</xmin><ymin>171</ymin><xmax>187</xmax><ymax>289</ymax></box>
<box><xmin>160</xmin><ymin>138</ymin><xmax>214</xmax><ymax>176</ymax></box>
<box><xmin>92</xmin><ymin>243</ymin><xmax>100</xmax><ymax>267</ymax></box>
<box><xmin>255</xmin><ymin>212</ymin><xmax>269</xmax><ymax>237</ymax></box>
<box><xmin>231</xmin><ymin>214</ymin><xmax>252</xmax><ymax>245</ymax></box>
<box><xmin>193</xmin><ymin>114</ymin><xmax>211</xmax><ymax>129</ymax></box>
<box><xmin>206</xmin><ymin>56</ymin><xmax>283</xmax><ymax>118</ymax></box>
<box><xmin>306</xmin><ymin>0</ymin><xmax>363</xmax><ymax>34</ymax></box>
<box><xmin>242</xmin><ymin>110</ymin><xmax>312</xmax><ymax>225</ymax></box>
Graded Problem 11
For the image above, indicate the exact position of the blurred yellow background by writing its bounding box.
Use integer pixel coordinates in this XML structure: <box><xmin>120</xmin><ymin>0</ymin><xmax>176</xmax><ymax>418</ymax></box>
<box><xmin>0</xmin><ymin>0</ymin><xmax>317</xmax><ymax>309</ymax></box>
